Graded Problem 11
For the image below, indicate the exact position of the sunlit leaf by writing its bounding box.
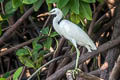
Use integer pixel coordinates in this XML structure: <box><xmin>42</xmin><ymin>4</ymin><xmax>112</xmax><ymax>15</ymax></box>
<box><xmin>0</xmin><ymin>78</ymin><xmax>6</xmax><ymax>80</ymax></box>
<box><xmin>22</xmin><ymin>0</ymin><xmax>38</xmax><ymax>4</ymax></box>
<box><xmin>79</xmin><ymin>2</ymin><xmax>92</xmax><ymax>20</ymax></box>
<box><xmin>70</xmin><ymin>0</ymin><xmax>79</xmax><ymax>14</ymax></box>
<box><xmin>5</xmin><ymin>1</ymin><xmax>17</xmax><ymax>14</ymax></box>
<box><xmin>0</xmin><ymin>15</ymin><xmax>3</xmax><ymax>21</ymax></box>
<box><xmin>70</xmin><ymin>12</ymin><xmax>81</xmax><ymax>24</ymax></box>
<box><xmin>16</xmin><ymin>48</ymin><xmax>29</xmax><ymax>56</ymax></box>
<box><xmin>57</xmin><ymin>0</ymin><xmax>69</xmax><ymax>9</ymax></box>
<box><xmin>43</xmin><ymin>37</ymin><xmax>52</xmax><ymax>49</ymax></box>
<box><xmin>12</xmin><ymin>0</ymin><xmax>22</xmax><ymax>8</ymax></box>
<box><xmin>13</xmin><ymin>67</ymin><xmax>23</xmax><ymax>80</ymax></box>
<box><xmin>33</xmin><ymin>0</ymin><xmax>43</xmax><ymax>11</ymax></box>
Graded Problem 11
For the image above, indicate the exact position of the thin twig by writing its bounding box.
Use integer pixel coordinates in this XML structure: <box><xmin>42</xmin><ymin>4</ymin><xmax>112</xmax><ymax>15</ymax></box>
<box><xmin>88</xmin><ymin>3</ymin><xmax>104</xmax><ymax>35</ymax></box>
<box><xmin>0</xmin><ymin>38</ymin><xmax>35</xmax><ymax>56</ymax></box>
<box><xmin>27</xmin><ymin>56</ymin><xmax>64</xmax><ymax>80</ymax></box>
<box><xmin>42</xmin><ymin>15</ymin><xmax>51</xmax><ymax>30</ymax></box>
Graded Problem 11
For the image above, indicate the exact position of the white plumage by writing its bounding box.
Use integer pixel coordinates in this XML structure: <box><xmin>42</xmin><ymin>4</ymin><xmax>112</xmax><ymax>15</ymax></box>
<box><xmin>51</xmin><ymin>8</ymin><xmax>97</xmax><ymax>52</ymax></box>
<box><xmin>38</xmin><ymin>8</ymin><xmax>97</xmax><ymax>69</ymax></box>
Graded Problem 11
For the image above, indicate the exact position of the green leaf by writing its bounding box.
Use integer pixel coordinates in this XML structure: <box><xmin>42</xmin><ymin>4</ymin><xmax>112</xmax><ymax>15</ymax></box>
<box><xmin>13</xmin><ymin>67</ymin><xmax>23</xmax><ymax>80</ymax></box>
<box><xmin>40</xmin><ymin>27</ymin><xmax>49</xmax><ymax>35</ymax></box>
<box><xmin>70</xmin><ymin>0</ymin><xmax>79</xmax><ymax>14</ymax></box>
<box><xmin>33</xmin><ymin>44</ymin><xmax>42</xmax><ymax>51</ymax></box>
<box><xmin>22</xmin><ymin>0</ymin><xmax>38</xmax><ymax>4</ymax></box>
<box><xmin>43</xmin><ymin>37</ymin><xmax>52</xmax><ymax>49</ymax></box>
<box><xmin>16</xmin><ymin>48</ymin><xmax>29</xmax><ymax>56</ymax></box>
<box><xmin>40</xmin><ymin>50</ymin><xmax>48</xmax><ymax>55</ymax></box>
<box><xmin>3</xmin><ymin>72</ymin><xmax>10</xmax><ymax>78</ymax></box>
<box><xmin>79</xmin><ymin>10</ymin><xmax>86</xmax><ymax>25</ymax></box>
<box><xmin>12</xmin><ymin>0</ymin><xmax>22</xmax><ymax>8</ymax></box>
<box><xmin>46</xmin><ymin>0</ymin><xmax>58</xmax><ymax>3</ymax></box>
<box><xmin>0</xmin><ymin>24</ymin><xmax>2</xmax><ymax>36</ymax></box>
<box><xmin>36</xmin><ymin>55</ymin><xmax>43</xmax><ymax>67</ymax></box>
<box><xmin>0</xmin><ymin>78</ymin><xmax>6</xmax><ymax>80</ymax></box>
<box><xmin>20</xmin><ymin>5</ymin><xmax>24</xmax><ymax>14</ymax></box>
<box><xmin>70</xmin><ymin>12</ymin><xmax>81</xmax><ymax>24</ymax></box>
<box><xmin>57</xmin><ymin>0</ymin><xmax>69</xmax><ymax>9</ymax></box>
<box><xmin>47</xmin><ymin>3</ymin><xmax>52</xmax><ymax>11</ymax></box>
<box><xmin>50</xmin><ymin>32</ymin><xmax>58</xmax><ymax>37</ymax></box>
<box><xmin>5</xmin><ymin>1</ymin><xmax>17</xmax><ymax>14</ymax></box>
<box><xmin>19</xmin><ymin>57</ymin><xmax>35</xmax><ymax>68</ymax></box>
<box><xmin>98</xmin><ymin>0</ymin><xmax>104</xmax><ymax>3</ymax></box>
<box><xmin>33</xmin><ymin>0</ymin><xmax>43</xmax><ymax>11</ymax></box>
<box><xmin>61</xmin><ymin>2</ymin><xmax>70</xmax><ymax>16</ymax></box>
<box><xmin>79</xmin><ymin>2</ymin><xmax>92</xmax><ymax>20</ymax></box>
<box><xmin>32</xmin><ymin>37</ymin><xmax>42</xmax><ymax>50</ymax></box>
<box><xmin>0</xmin><ymin>0</ymin><xmax>4</xmax><ymax>2</ymax></box>
<box><xmin>32</xmin><ymin>44</ymin><xmax>42</xmax><ymax>61</ymax></box>
<box><xmin>0</xmin><ymin>15</ymin><xmax>3</xmax><ymax>21</ymax></box>
<box><xmin>81</xmin><ymin>0</ymin><xmax>96</xmax><ymax>3</ymax></box>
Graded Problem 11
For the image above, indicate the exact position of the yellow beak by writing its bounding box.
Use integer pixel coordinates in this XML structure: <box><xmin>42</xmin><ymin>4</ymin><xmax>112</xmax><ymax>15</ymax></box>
<box><xmin>37</xmin><ymin>12</ymin><xmax>50</xmax><ymax>17</ymax></box>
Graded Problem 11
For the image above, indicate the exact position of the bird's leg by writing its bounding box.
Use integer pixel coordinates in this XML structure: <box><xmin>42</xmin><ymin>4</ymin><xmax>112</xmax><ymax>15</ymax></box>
<box><xmin>75</xmin><ymin>47</ymin><xmax>80</xmax><ymax>69</ymax></box>
<box><xmin>67</xmin><ymin>39</ymin><xmax>81</xmax><ymax>78</ymax></box>
<box><xmin>85</xmin><ymin>45</ymin><xmax>92</xmax><ymax>52</ymax></box>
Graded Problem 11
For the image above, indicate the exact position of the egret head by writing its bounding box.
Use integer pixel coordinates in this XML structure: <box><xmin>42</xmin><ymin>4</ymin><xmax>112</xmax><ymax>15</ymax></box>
<box><xmin>49</xmin><ymin>8</ymin><xmax>63</xmax><ymax>15</ymax></box>
<box><xmin>37</xmin><ymin>8</ymin><xmax>63</xmax><ymax>17</ymax></box>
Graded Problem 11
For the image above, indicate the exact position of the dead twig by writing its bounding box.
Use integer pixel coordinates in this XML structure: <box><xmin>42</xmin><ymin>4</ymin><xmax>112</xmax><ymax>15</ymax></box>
<box><xmin>0</xmin><ymin>38</ymin><xmax>35</xmax><ymax>56</ymax></box>
<box><xmin>88</xmin><ymin>3</ymin><xmax>104</xmax><ymax>35</ymax></box>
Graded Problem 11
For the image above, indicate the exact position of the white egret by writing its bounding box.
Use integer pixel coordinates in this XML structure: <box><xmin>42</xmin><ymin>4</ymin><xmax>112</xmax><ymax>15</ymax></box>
<box><xmin>38</xmin><ymin>8</ymin><xmax>97</xmax><ymax>76</ymax></box>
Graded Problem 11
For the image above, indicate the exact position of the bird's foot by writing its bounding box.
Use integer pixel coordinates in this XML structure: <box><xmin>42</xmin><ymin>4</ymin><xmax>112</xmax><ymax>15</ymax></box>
<box><xmin>67</xmin><ymin>68</ymin><xmax>81</xmax><ymax>79</ymax></box>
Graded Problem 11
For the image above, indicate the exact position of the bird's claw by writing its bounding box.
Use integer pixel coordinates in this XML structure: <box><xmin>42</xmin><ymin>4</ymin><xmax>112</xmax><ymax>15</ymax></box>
<box><xmin>67</xmin><ymin>68</ymin><xmax>81</xmax><ymax>79</ymax></box>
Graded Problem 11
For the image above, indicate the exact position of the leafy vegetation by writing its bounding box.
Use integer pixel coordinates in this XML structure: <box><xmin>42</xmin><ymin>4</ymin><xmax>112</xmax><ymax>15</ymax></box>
<box><xmin>0</xmin><ymin>0</ymin><xmax>96</xmax><ymax>79</ymax></box>
<box><xmin>2</xmin><ymin>0</ymin><xmax>119</xmax><ymax>80</ymax></box>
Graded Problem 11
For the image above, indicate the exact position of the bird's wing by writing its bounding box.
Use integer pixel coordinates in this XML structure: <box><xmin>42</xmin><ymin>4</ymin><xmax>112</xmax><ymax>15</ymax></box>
<box><xmin>59</xmin><ymin>20</ymin><xmax>95</xmax><ymax>47</ymax></box>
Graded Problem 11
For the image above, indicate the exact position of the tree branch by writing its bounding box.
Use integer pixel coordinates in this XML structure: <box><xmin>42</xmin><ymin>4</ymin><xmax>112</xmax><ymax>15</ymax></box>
<box><xmin>0</xmin><ymin>7</ymin><xmax>34</xmax><ymax>45</ymax></box>
<box><xmin>46</xmin><ymin>35</ymin><xmax>120</xmax><ymax>80</ymax></box>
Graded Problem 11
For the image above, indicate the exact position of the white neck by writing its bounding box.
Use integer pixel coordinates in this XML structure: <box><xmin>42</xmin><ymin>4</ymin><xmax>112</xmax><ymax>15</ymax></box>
<box><xmin>53</xmin><ymin>13</ymin><xmax>63</xmax><ymax>28</ymax></box>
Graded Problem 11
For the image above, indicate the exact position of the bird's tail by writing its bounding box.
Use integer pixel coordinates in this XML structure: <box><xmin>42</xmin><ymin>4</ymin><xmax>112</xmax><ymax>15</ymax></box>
<box><xmin>91</xmin><ymin>43</ymin><xmax>97</xmax><ymax>51</ymax></box>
